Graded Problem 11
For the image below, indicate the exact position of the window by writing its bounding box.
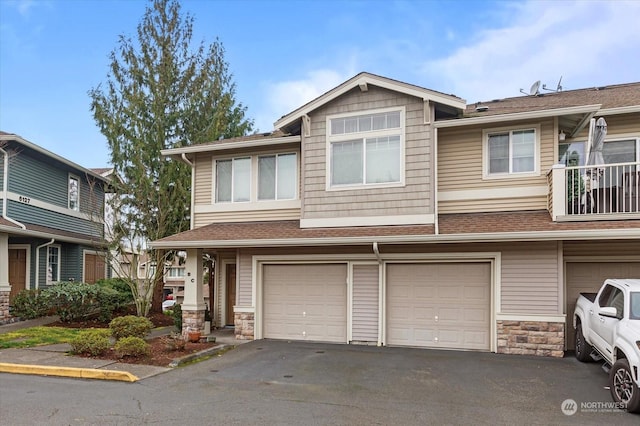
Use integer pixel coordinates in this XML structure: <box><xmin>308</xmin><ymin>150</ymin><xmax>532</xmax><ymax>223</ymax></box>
<box><xmin>258</xmin><ymin>153</ymin><xmax>297</xmax><ymax>200</ymax></box>
<box><xmin>486</xmin><ymin>128</ymin><xmax>536</xmax><ymax>176</ymax></box>
<box><xmin>47</xmin><ymin>246</ymin><xmax>60</xmax><ymax>284</ymax></box>
<box><xmin>167</xmin><ymin>267</ymin><xmax>185</xmax><ymax>278</ymax></box>
<box><xmin>216</xmin><ymin>157</ymin><xmax>250</xmax><ymax>202</ymax></box>
<box><xmin>328</xmin><ymin>109</ymin><xmax>403</xmax><ymax>188</ymax></box>
<box><xmin>559</xmin><ymin>139</ymin><xmax>639</xmax><ymax>166</ymax></box>
<box><xmin>68</xmin><ymin>175</ymin><xmax>79</xmax><ymax>211</ymax></box>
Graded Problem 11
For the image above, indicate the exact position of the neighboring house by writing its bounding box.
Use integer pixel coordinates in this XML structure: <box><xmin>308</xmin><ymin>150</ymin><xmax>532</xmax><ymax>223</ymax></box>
<box><xmin>152</xmin><ymin>73</ymin><xmax>640</xmax><ymax>357</ymax></box>
<box><xmin>0</xmin><ymin>132</ymin><xmax>110</xmax><ymax>323</ymax></box>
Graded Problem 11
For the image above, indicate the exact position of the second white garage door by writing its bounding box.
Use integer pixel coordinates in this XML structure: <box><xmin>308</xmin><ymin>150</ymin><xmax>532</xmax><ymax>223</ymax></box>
<box><xmin>263</xmin><ymin>263</ymin><xmax>347</xmax><ymax>343</ymax></box>
<box><xmin>386</xmin><ymin>262</ymin><xmax>491</xmax><ymax>350</ymax></box>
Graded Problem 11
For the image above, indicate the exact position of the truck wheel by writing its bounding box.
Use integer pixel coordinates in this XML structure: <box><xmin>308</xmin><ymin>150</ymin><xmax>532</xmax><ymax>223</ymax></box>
<box><xmin>574</xmin><ymin>324</ymin><xmax>592</xmax><ymax>362</ymax></box>
<box><xmin>609</xmin><ymin>359</ymin><xmax>640</xmax><ymax>413</ymax></box>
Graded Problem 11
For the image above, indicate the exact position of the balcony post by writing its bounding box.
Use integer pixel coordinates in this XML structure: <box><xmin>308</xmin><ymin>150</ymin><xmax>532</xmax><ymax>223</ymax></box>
<box><xmin>551</xmin><ymin>164</ymin><xmax>566</xmax><ymax>220</ymax></box>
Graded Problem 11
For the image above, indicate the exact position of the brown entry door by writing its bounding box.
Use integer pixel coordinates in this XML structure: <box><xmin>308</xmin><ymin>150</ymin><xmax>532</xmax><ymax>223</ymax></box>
<box><xmin>8</xmin><ymin>249</ymin><xmax>27</xmax><ymax>301</ymax></box>
<box><xmin>84</xmin><ymin>253</ymin><xmax>106</xmax><ymax>284</ymax></box>
<box><xmin>226</xmin><ymin>264</ymin><xmax>236</xmax><ymax>326</ymax></box>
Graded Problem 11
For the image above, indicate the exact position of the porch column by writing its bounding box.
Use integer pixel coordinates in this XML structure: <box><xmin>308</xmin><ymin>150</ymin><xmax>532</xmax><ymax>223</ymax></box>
<box><xmin>550</xmin><ymin>164</ymin><xmax>567</xmax><ymax>220</ymax></box>
<box><xmin>181</xmin><ymin>248</ymin><xmax>206</xmax><ymax>335</ymax></box>
<box><xmin>0</xmin><ymin>233</ymin><xmax>11</xmax><ymax>323</ymax></box>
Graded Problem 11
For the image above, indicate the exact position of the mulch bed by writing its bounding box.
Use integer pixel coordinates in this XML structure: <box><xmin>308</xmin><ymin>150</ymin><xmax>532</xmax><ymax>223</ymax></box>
<box><xmin>46</xmin><ymin>309</ymin><xmax>217</xmax><ymax>367</ymax></box>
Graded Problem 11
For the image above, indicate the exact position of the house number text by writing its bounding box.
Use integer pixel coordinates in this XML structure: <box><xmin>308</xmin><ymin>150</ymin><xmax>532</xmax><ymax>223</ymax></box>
<box><xmin>18</xmin><ymin>195</ymin><xmax>31</xmax><ymax>204</ymax></box>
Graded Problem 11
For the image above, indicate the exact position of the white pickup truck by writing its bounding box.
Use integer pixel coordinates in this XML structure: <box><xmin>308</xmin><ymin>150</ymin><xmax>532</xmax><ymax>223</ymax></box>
<box><xmin>574</xmin><ymin>278</ymin><xmax>640</xmax><ymax>413</ymax></box>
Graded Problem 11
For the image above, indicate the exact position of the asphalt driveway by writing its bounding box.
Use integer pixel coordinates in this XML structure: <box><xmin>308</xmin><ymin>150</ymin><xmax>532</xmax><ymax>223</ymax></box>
<box><xmin>1</xmin><ymin>340</ymin><xmax>638</xmax><ymax>425</ymax></box>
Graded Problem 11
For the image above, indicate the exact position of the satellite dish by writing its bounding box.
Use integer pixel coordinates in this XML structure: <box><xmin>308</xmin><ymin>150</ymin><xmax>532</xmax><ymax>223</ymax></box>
<box><xmin>529</xmin><ymin>80</ymin><xmax>541</xmax><ymax>96</ymax></box>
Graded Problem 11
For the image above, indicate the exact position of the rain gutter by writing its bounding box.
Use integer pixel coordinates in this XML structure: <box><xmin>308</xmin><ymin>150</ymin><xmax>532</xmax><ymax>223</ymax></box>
<box><xmin>181</xmin><ymin>153</ymin><xmax>195</xmax><ymax>229</ymax></box>
<box><xmin>0</xmin><ymin>146</ymin><xmax>26</xmax><ymax>229</ymax></box>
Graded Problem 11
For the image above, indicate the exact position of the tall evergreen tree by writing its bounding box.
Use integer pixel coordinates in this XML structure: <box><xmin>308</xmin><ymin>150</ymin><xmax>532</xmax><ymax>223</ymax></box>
<box><xmin>89</xmin><ymin>0</ymin><xmax>253</xmax><ymax>316</ymax></box>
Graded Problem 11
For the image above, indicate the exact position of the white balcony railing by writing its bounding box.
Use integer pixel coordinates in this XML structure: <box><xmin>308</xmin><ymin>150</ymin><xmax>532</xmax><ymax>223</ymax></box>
<box><xmin>549</xmin><ymin>162</ymin><xmax>639</xmax><ymax>220</ymax></box>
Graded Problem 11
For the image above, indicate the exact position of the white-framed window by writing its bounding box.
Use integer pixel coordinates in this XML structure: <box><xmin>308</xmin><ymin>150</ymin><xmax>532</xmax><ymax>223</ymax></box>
<box><xmin>559</xmin><ymin>138</ymin><xmax>640</xmax><ymax>165</ymax></box>
<box><xmin>215</xmin><ymin>157</ymin><xmax>251</xmax><ymax>203</ymax></box>
<box><xmin>68</xmin><ymin>174</ymin><xmax>79</xmax><ymax>211</ymax></box>
<box><xmin>484</xmin><ymin>126</ymin><xmax>539</xmax><ymax>178</ymax></box>
<box><xmin>258</xmin><ymin>153</ymin><xmax>297</xmax><ymax>200</ymax></box>
<box><xmin>327</xmin><ymin>108</ymin><xmax>404</xmax><ymax>189</ymax></box>
<box><xmin>47</xmin><ymin>245</ymin><xmax>60</xmax><ymax>284</ymax></box>
<box><xmin>167</xmin><ymin>267</ymin><xmax>185</xmax><ymax>278</ymax></box>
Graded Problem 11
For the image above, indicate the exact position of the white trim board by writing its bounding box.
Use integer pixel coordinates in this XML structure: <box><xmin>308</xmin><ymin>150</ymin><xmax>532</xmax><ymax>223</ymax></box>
<box><xmin>300</xmin><ymin>214</ymin><xmax>435</xmax><ymax>228</ymax></box>
<box><xmin>438</xmin><ymin>186</ymin><xmax>548</xmax><ymax>202</ymax></box>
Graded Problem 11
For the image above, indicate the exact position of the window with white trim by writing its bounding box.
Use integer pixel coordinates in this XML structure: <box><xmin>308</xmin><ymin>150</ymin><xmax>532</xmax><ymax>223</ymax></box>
<box><xmin>167</xmin><ymin>267</ymin><xmax>185</xmax><ymax>278</ymax></box>
<box><xmin>258</xmin><ymin>153</ymin><xmax>297</xmax><ymax>200</ymax></box>
<box><xmin>68</xmin><ymin>175</ymin><xmax>79</xmax><ymax>211</ymax></box>
<box><xmin>47</xmin><ymin>245</ymin><xmax>60</xmax><ymax>284</ymax></box>
<box><xmin>328</xmin><ymin>109</ymin><xmax>403</xmax><ymax>188</ymax></box>
<box><xmin>215</xmin><ymin>157</ymin><xmax>251</xmax><ymax>202</ymax></box>
<box><xmin>485</xmin><ymin>128</ymin><xmax>537</xmax><ymax>176</ymax></box>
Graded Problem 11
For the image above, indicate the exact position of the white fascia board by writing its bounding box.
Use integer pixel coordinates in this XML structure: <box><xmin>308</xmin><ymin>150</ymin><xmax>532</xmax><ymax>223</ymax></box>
<box><xmin>0</xmin><ymin>225</ymin><xmax>104</xmax><ymax>246</ymax></box>
<box><xmin>160</xmin><ymin>136</ymin><xmax>302</xmax><ymax>158</ymax></box>
<box><xmin>598</xmin><ymin>105</ymin><xmax>640</xmax><ymax>116</ymax></box>
<box><xmin>0</xmin><ymin>134</ymin><xmax>109</xmax><ymax>182</ymax></box>
<box><xmin>150</xmin><ymin>227</ymin><xmax>640</xmax><ymax>249</ymax></box>
<box><xmin>433</xmin><ymin>104</ymin><xmax>602</xmax><ymax>128</ymax></box>
<box><xmin>274</xmin><ymin>74</ymin><xmax>466</xmax><ymax>130</ymax></box>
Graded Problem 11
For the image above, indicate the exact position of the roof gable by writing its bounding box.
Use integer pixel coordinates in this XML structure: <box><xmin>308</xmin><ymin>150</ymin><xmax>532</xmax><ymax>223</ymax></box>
<box><xmin>274</xmin><ymin>72</ymin><xmax>467</xmax><ymax>131</ymax></box>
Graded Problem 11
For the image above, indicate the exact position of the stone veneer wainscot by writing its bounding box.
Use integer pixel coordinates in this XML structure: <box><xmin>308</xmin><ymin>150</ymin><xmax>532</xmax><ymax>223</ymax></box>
<box><xmin>497</xmin><ymin>320</ymin><xmax>565</xmax><ymax>357</ymax></box>
<box><xmin>234</xmin><ymin>312</ymin><xmax>254</xmax><ymax>340</ymax></box>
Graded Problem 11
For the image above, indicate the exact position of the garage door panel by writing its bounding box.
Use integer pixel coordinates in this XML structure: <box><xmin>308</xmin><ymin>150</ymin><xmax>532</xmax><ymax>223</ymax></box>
<box><xmin>387</xmin><ymin>262</ymin><xmax>491</xmax><ymax>351</ymax></box>
<box><xmin>263</xmin><ymin>264</ymin><xmax>347</xmax><ymax>343</ymax></box>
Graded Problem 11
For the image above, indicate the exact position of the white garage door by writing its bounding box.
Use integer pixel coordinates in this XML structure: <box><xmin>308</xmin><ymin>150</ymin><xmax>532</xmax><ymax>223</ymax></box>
<box><xmin>263</xmin><ymin>263</ymin><xmax>347</xmax><ymax>343</ymax></box>
<box><xmin>566</xmin><ymin>261</ymin><xmax>640</xmax><ymax>349</ymax></box>
<box><xmin>386</xmin><ymin>262</ymin><xmax>491</xmax><ymax>350</ymax></box>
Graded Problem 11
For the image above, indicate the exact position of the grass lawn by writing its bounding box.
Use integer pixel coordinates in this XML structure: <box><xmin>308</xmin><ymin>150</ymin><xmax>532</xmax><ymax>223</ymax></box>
<box><xmin>0</xmin><ymin>326</ymin><xmax>96</xmax><ymax>349</ymax></box>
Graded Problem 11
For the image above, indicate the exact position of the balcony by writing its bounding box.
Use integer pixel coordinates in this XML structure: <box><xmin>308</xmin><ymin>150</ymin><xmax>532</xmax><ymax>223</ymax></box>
<box><xmin>548</xmin><ymin>162</ymin><xmax>640</xmax><ymax>221</ymax></box>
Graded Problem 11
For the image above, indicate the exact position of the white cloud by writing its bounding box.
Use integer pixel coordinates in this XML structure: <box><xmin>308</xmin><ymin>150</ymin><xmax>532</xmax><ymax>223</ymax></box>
<box><xmin>423</xmin><ymin>0</ymin><xmax>640</xmax><ymax>103</ymax></box>
<box><xmin>256</xmin><ymin>69</ymin><xmax>354</xmax><ymax>131</ymax></box>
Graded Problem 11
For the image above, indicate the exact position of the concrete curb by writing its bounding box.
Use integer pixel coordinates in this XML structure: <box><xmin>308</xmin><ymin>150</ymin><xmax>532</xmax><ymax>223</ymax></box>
<box><xmin>0</xmin><ymin>362</ymin><xmax>139</xmax><ymax>382</ymax></box>
<box><xmin>168</xmin><ymin>343</ymin><xmax>234</xmax><ymax>368</ymax></box>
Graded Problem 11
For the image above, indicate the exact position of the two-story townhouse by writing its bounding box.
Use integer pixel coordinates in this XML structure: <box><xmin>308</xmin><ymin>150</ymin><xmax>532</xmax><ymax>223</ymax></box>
<box><xmin>151</xmin><ymin>73</ymin><xmax>640</xmax><ymax>357</ymax></box>
<box><xmin>0</xmin><ymin>131</ymin><xmax>110</xmax><ymax>323</ymax></box>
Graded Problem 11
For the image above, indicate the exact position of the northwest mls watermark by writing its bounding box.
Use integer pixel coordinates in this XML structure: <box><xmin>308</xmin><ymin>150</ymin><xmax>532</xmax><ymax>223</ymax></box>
<box><xmin>561</xmin><ymin>398</ymin><xmax>626</xmax><ymax>415</ymax></box>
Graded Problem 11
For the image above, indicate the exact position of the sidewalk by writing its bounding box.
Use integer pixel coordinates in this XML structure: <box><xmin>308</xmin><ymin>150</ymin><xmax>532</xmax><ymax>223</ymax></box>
<box><xmin>0</xmin><ymin>317</ymin><xmax>244</xmax><ymax>382</ymax></box>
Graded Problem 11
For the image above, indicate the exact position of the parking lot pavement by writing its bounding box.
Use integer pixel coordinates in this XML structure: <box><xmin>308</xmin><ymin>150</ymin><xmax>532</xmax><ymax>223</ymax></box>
<box><xmin>2</xmin><ymin>340</ymin><xmax>638</xmax><ymax>425</ymax></box>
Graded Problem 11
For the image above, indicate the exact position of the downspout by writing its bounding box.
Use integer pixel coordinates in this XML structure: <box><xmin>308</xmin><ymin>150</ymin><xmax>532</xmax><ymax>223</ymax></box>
<box><xmin>433</xmin><ymin>127</ymin><xmax>439</xmax><ymax>235</ymax></box>
<box><xmin>181</xmin><ymin>153</ymin><xmax>195</xmax><ymax>230</ymax></box>
<box><xmin>34</xmin><ymin>239</ymin><xmax>55</xmax><ymax>289</ymax></box>
<box><xmin>0</xmin><ymin>147</ymin><xmax>26</xmax><ymax>229</ymax></box>
<box><xmin>373</xmin><ymin>242</ymin><xmax>383</xmax><ymax>347</ymax></box>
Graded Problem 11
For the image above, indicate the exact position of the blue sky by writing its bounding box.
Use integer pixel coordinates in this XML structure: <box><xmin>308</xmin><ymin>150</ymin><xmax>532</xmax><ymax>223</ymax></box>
<box><xmin>1</xmin><ymin>0</ymin><xmax>639</xmax><ymax>168</ymax></box>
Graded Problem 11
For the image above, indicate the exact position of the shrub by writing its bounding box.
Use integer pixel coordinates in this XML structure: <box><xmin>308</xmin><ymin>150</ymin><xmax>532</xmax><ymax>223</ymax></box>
<box><xmin>69</xmin><ymin>329</ymin><xmax>111</xmax><ymax>356</ymax></box>
<box><xmin>43</xmin><ymin>282</ymin><xmax>120</xmax><ymax>322</ymax></box>
<box><xmin>96</xmin><ymin>278</ymin><xmax>134</xmax><ymax>307</ymax></box>
<box><xmin>114</xmin><ymin>336</ymin><xmax>150</xmax><ymax>358</ymax></box>
<box><xmin>109</xmin><ymin>315</ymin><xmax>153</xmax><ymax>340</ymax></box>
<box><xmin>172</xmin><ymin>303</ymin><xmax>182</xmax><ymax>332</ymax></box>
<box><xmin>9</xmin><ymin>289</ymin><xmax>49</xmax><ymax>319</ymax></box>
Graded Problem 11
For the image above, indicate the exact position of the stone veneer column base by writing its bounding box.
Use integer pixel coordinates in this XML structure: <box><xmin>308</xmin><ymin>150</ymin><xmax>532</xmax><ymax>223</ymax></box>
<box><xmin>0</xmin><ymin>291</ymin><xmax>10</xmax><ymax>324</ymax></box>
<box><xmin>234</xmin><ymin>312</ymin><xmax>254</xmax><ymax>340</ymax></box>
<box><xmin>497</xmin><ymin>320</ymin><xmax>565</xmax><ymax>358</ymax></box>
<box><xmin>182</xmin><ymin>309</ymin><xmax>205</xmax><ymax>337</ymax></box>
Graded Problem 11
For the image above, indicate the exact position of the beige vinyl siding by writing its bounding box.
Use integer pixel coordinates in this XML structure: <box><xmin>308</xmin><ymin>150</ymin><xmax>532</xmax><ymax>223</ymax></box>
<box><xmin>563</xmin><ymin>240</ymin><xmax>640</xmax><ymax>257</ymax></box>
<box><xmin>194</xmin><ymin>209</ymin><xmax>300</xmax><ymax>228</ymax></box>
<box><xmin>302</xmin><ymin>85</ymin><xmax>433</xmax><ymax>220</ymax></box>
<box><xmin>237</xmin><ymin>249</ymin><xmax>253</xmax><ymax>307</ymax></box>
<box><xmin>194</xmin><ymin>153</ymin><xmax>213</xmax><ymax>206</ymax></box>
<box><xmin>570</xmin><ymin>112</ymin><xmax>640</xmax><ymax>140</ymax></box>
<box><xmin>500</xmin><ymin>242</ymin><xmax>560</xmax><ymax>314</ymax></box>
<box><xmin>438</xmin><ymin>118</ymin><xmax>555</xmax><ymax>214</ymax></box>
<box><xmin>351</xmin><ymin>264</ymin><xmax>379</xmax><ymax>342</ymax></box>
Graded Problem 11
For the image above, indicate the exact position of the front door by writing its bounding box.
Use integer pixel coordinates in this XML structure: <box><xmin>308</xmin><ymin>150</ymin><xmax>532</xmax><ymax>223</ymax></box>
<box><xmin>84</xmin><ymin>253</ymin><xmax>106</xmax><ymax>284</ymax></box>
<box><xmin>226</xmin><ymin>264</ymin><xmax>237</xmax><ymax>326</ymax></box>
<box><xmin>8</xmin><ymin>249</ymin><xmax>27</xmax><ymax>301</ymax></box>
